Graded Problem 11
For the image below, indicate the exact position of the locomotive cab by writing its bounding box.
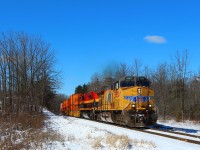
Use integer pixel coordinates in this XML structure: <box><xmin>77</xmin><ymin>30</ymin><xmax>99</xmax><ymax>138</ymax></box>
<box><xmin>113</xmin><ymin>76</ymin><xmax>150</xmax><ymax>89</ymax></box>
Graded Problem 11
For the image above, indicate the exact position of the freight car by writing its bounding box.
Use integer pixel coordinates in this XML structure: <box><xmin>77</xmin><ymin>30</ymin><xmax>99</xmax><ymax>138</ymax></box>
<box><xmin>60</xmin><ymin>76</ymin><xmax>158</xmax><ymax>127</ymax></box>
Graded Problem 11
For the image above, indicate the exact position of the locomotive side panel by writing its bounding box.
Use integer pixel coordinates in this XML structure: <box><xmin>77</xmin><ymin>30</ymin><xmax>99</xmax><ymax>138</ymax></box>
<box><xmin>65</xmin><ymin>99</ymin><xmax>71</xmax><ymax>115</ymax></box>
<box><xmin>70</xmin><ymin>94</ymin><xmax>81</xmax><ymax>117</ymax></box>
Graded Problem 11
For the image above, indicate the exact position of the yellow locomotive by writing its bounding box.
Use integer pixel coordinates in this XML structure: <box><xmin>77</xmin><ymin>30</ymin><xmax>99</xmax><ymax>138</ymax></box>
<box><xmin>61</xmin><ymin>76</ymin><xmax>158</xmax><ymax>127</ymax></box>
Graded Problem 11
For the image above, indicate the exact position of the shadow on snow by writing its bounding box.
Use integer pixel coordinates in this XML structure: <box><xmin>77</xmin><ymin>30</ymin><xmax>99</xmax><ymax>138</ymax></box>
<box><xmin>149</xmin><ymin>123</ymin><xmax>199</xmax><ymax>134</ymax></box>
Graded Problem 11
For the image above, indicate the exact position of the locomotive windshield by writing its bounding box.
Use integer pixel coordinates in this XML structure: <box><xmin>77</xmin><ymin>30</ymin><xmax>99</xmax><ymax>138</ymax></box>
<box><xmin>120</xmin><ymin>77</ymin><xmax>135</xmax><ymax>87</ymax></box>
<box><xmin>120</xmin><ymin>76</ymin><xmax>150</xmax><ymax>87</ymax></box>
<box><xmin>136</xmin><ymin>77</ymin><xmax>150</xmax><ymax>87</ymax></box>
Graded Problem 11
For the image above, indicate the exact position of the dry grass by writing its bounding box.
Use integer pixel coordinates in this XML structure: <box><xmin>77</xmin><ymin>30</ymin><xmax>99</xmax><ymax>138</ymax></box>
<box><xmin>0</xmin><ymin>113</ymin><xmax>64</xmax><ymax>150</ymax></box>
<box><xmin>92</xmin><ymin>137</ymin><xmax>102</xmax><ymax>149</ymax></box>
<box><xmin>86</xmin><ymin>133</ymin><xmax>92</xmax><ymax>139</ymax></box>
<box><xmin>66</xmin><ymin>134</ymin><xmax>76</xmax><ymax>141</ymax></box>
<box><xmin>91</xmin><ymin>134</ymin><xmax>157</xmax><ymax>149</ymax></box>
<box><xmin>27</xmin><ymin>129</ymin><xmax>65</xmax><ymax>149</ymax></box>
<box><xmin>106</xmin><ymin>134</ymin><xmax>132</xmax><ymax>149</ymax></box>
<box><xmin>132</xmin><ymin>139</ymin><xmax>156</xmax><ymax>148</ymax></box>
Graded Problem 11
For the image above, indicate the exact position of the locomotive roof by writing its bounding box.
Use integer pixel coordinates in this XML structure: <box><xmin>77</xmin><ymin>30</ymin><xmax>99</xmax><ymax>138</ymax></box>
<box><xmin>116</xmin><ymin>76</ymin><xmax>148</xmax><ymax>82</ymax></box>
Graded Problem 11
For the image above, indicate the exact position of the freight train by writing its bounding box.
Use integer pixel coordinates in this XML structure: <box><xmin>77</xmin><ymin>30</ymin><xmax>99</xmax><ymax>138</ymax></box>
<box><xmin>60</xmin><ymin>76</ymin><xmax>158</xmax><ymax>127</ymax></box>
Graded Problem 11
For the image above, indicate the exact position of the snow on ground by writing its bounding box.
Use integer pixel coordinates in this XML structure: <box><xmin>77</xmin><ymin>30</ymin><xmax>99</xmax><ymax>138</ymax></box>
<box><xmin>44</xmin><ymin>110</ymin><xmax>200</xmax><ymax>150</ymax></box>
<box><xmin>157</xmin><ymin>120</ymin><xmax>200</xmax><ymax>136</ymax></box>
<box><xmin>158</xmin><ymin>120</ymin><xmax>200</xmax><ymax>130</ymax></box>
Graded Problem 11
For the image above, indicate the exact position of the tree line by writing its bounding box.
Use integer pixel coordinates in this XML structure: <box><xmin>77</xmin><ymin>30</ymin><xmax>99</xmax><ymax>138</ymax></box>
<box><xmin>0</xmin><ymin>32</ymin><xmax>59</xmax><ymax>115</ymax></box>
<box><xmin>2</xmin><ymin>31</ymin><xmax>198</xmax><ymax>121</ymax></box>
<box><xmin>75</xmin><ymin>50</ymin><xmax>200</xmax><ymax>121</ymax></box>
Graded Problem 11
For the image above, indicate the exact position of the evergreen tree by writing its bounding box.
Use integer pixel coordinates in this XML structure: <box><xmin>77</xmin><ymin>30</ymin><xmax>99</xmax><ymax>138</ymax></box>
<box><xmin>75</xmin><ymin>84</ymin><xmax>89</xmax><ymax>94</ymax></box>
<box><xmin>75</xmin><ymin>85</ymin><xmax>82</xmax><ymax>94</ymax></box>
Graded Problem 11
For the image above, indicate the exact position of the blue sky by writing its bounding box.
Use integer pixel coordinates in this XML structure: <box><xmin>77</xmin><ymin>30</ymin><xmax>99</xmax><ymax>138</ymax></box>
<box><xmin>1</xmin><ymin>0</ymin><xmax>200</xmax><ymax>95</ymax></box>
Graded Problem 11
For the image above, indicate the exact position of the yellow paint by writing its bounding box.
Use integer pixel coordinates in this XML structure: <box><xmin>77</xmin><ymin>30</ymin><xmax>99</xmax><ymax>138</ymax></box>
<box><xmin>98</xmin><ymin>86</ymin><xmax>156</xmax><ymax>111</ymax></box>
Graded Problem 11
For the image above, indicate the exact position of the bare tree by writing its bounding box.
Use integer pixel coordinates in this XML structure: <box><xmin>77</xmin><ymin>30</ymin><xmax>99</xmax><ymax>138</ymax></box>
<box><xmin>144</xmin><ymin>65</ymin><xmax>152</xmax><ymax>79</ymax></box>
<box><xmin>132</xmin><ymin>59</ymin><xmax>142</xmax><ymax>77</ymax></box>
<box><xmin>151</xmin><ymin>63</ymin><xmax>170</xmax><ymax>120</ymax></box>
<box><xmin>171</xmin><ymin>49</ymin><xmax>190</xmax><ymax>121</ymax></box>
<box><xmin>114</xmin><ymin>63</ymin><xmax>129</xmax><ymax>80</ymax></box>
<box><xmin>0</xmin><ymin>32</ymin><xmax>59</xmax><ymax>115</ymax></box>
<box><xmin>88</xmin><ymin>73</ymin><xmax>102</xmax><ymax>92</ymax></box>
<box><xmin>187</xmin><ymin>75</ymin><xmax>200</xmax><ymax>120</ymax></box>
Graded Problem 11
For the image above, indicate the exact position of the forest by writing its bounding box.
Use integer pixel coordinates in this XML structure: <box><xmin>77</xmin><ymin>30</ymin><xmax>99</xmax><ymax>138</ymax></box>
<box><xmin>0</xmin><ymin>32</ymin><xmax>61</xmax><ymax>115</ymax></box>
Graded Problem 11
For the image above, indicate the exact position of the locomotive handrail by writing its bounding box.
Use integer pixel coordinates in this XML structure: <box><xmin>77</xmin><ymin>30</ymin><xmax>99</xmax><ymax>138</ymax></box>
<box><xmin>154</xmin><ymin>104</ymin><xmax>159</xmax><ymax>115</ymax></box>
<box><xmin>122</xmin><ymin>101</ymin><xmax>131</xmax><ymax>115</ymax></box>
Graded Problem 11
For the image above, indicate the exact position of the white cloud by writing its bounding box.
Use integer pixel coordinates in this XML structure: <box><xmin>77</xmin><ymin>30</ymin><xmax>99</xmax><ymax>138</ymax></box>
<box><xmin>144</xmin><ymin>35</ymin><xmax>166</xmax><ymax>44</ymax></box>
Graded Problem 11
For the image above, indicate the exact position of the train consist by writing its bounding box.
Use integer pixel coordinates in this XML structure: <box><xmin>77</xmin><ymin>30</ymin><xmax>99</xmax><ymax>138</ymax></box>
<box><xmin>60</xmin><ymin>76</ymin><xmax>158</xmax><ymax>127</ymax></box>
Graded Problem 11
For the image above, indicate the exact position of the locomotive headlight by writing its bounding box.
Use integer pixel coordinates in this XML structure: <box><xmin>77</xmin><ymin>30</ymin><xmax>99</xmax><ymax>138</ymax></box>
<box><xmin>149</xmin><ymin>104</ymin><xmax>152</xmax><ymax>107</ymax></box>
<box><xmin>132</xmin><ymin>104</ymin><xmax>136</xmax><ymax>108</ymax></box>
<box><xmin>137</xmin><ymin>88</ymin><xmax>142</xmax><ymax>94</ymax></box>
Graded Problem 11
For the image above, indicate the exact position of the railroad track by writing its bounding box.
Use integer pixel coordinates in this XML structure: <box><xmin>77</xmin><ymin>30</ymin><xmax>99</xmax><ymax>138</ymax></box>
<box><xmin>149</xmin><ymin>127</ymin><xmax>200</xmax><ymax>139</ymax></box>
<box><xmin>118</xmin><ymin>123</ymin><xmax>200</xmax><ymax>145</ymax></box>
<box><xmin>60</xmin><ymin>115</ymin><xmax>200</xmax><ymax>145</ymax></box>
<box><xmin>132</xmin><ymin>128</ymin><xmax>200</xmax><ymax>145</ymax></box>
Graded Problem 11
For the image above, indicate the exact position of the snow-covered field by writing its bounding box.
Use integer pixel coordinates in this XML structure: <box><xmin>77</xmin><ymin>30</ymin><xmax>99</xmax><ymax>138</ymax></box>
<box><xmin>44</xmin><ymin>110</ymin><xmax>200</xmax><ymax>150</ymax></box>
